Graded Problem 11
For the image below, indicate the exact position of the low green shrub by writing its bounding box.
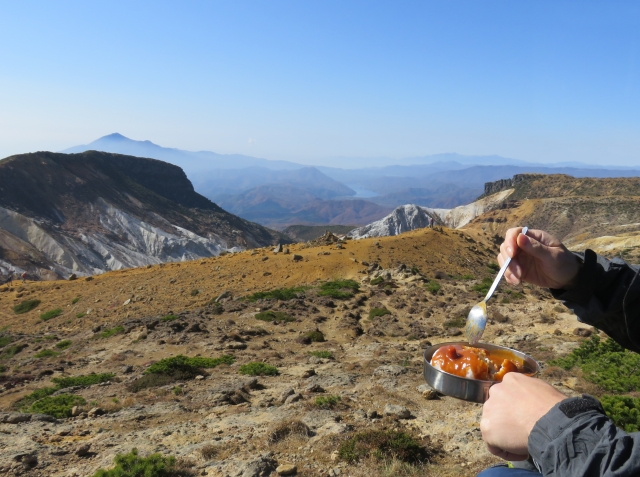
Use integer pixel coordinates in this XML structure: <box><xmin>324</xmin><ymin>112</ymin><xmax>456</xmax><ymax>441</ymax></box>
<box><xmin>255</xmin><ymin>310</ymin><xmax>294</xmax><ymax>322</ymax></box>
<box><xmin>602</xmin><ymin>395</ymin><xmax>640</xmax><ymax>432</ymax></box>
<box><xmin>15</xmin><ymin>386</ymin><xmax>58</xmax><ymax>409</ymax></box>
<box><xmin>55</xmin><ymin>340</ymin><xmax>72</xmax><ymax>350</ymax></box>
<box><xmin>370</xmin><ymin>276</ymin><xmax>384</xmax><ymax>285</ymax></box>
<box><xmin>369</xmin><ymin>308</ymin><xmax>391</xmax><ymax>319</ymax></box>
<box><xmin>0</xmin><ymin>335</ymin><xmax>11</xmax><ymax>348</ymax></box>
<box><xmin>144</xmin><ymin>355</ymin><xmax>234</xmax><ymax>375</ymax></box>
<box><xmin>308</xmin><ymin>350</ymin><xmax>333</xmax><ymax>359</ymax></box>
<box><xmin>13</xmin><ymin>300</ymin><xmax>41</xmax><ymax>314</ymax></box>
<box><xmin>40</xmin><ymin>308</ymin><xmax>62</xmax><ymax>321</ymax></box>
<box><xmin>443</xmin><ymin>316</ymin><xmax>466</xmax><ymax>328</ymax></box>
<box><xmin>90</xmin><ymin>449</ymin><xmax>188</xmax><ymax>477</ymax></box>
<box><xmin>238</xmin><ymin>362</ymin><xmax>279</xmax><ymax>376</ymax></box>
<box><xmin>190</xmin><ymin>289</ymin><xmax>199</xmax><ymax>296</ymax></box>
<box><xmin>245</xmin><ymin>286</ymin><xmax>309</xmax><ymax>302</ymax></box>
<box><xmin>318</xmin><ymin>280</ymin><xmax>360</xmax><ymax>299</ymax></box>
<box><xmin>52</xmin><ymin>373</ymin><xmax>114</xmax><ymax>388</ymax></box>
<box><xmin>338</xmin><ymin>430</ymin><xmax>430</xmax><ymax>464</ymax></box>
<box><xmin>0</xmin><ymin>344</ymin><xmax>27</xmax><ymax>360</ymax></box>
<box><xmin>35</xmin><ymin>349</ymin><xmax>59</xmax><ymax>358</ymax></box>
<box><xmin>315</xmin><ymin>395</ymin><xmax>341</xmax><ymax>409</ymax></box>
<box><xmin>75</xmin><ymin>312</ymin><xmax>86</xmax><ymax>318</ymax></box>
<box><xmin>26</xmin><ymin>394</ymin><xmax>86</xmax><ymax>419</ymax></box>
<box><xmin>487</xmin><ymin>262</ymin><xmax>500</xmax><ymax>272</ymax></box>
<box><xmin>551</xmin><ymin>335</ymin><xmax>640</xmax><ymax>393</ymax></box>
<box><xmin>305</xmin><ymin>330</ymin><xmax>325</xmax><ymax>342</ymax></box>
<box><xmin>0</xmin><ymin>364</ymin><xmax>5</xmax><ymax>373</ymax></box>
<box><xmin>98</xmin><ymin>326</ymin><xmax>125</xmax><ymax>338</ymax></box>
<box><xmin>161</xmin><ymin>314</ymin><xmax>178</xmax><ymax>321</ymax></box>
<box><xmin>424</xmin><ymin>281</ymin><xmax>441</xmax><ymax>294</ymax></box>
<box><xmin>72</xmin><ymin>296</ymin><xmax>81</xmax><ymax>304</ymax></box>
<box><xmin>127</xmin><ymin>355</ymin><xmax>233</xmax><ymax>392</ymax></box>
<box><xmin>472</xmin><ymin>278</ymin><xmax>493</xmax><ymax>295</ymax></box>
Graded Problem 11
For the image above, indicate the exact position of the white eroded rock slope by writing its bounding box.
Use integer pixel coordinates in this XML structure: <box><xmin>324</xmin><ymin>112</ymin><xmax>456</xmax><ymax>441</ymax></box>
<box><xmin>350</xmin><ymin>189</ymin><xmax>514</xmax><ymax>239</ymax></box>
<box><xmin>0</xmin><ymin>201</ymin><xmax>232</xmax><ymax>278</ymax></box>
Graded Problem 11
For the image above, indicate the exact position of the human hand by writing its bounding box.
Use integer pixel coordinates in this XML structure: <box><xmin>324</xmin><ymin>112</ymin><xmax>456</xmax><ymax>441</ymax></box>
<box><xmin>498</xmin><ymin>227</ymin><xmax>581</xmax><ymax>289</ymax></box>
<box><xmin>481</xmin><ymin>373</ymin><xmax>566</xmax><ymax>460</ymax></box>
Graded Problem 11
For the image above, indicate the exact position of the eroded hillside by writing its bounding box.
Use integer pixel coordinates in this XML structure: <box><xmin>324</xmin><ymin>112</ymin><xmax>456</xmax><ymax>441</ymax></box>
<box><xmin>0</xmin><ymin>229</ymin><xmax>609</xmax><ymax>476</ymax></box>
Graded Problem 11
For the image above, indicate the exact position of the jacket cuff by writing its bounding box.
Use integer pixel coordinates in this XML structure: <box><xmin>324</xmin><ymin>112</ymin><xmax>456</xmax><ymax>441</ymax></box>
<box><xmin>549</xmin><ymin>250</ymin><xmax>598</xmax><ymax>306</ymax></box>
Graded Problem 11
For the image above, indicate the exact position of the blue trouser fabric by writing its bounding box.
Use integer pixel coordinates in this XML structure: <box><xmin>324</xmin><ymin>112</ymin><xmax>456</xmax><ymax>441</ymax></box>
<box><xmin>477</xmin><ymin>465</ymin><xmax>541</xmax><ymax>477</ymax></box>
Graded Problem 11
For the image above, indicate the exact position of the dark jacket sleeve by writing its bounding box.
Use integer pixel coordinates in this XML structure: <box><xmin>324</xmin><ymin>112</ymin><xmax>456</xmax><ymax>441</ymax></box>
<box><xmin>528</xmin><ymin>251</ymin><xmax>640</xmax><ymax>475</ymax></box>
<box><xmin>530</xmin><ymin>400</ymin><xmax>640</xmax><ymax>477</ymax></box>
<box><xmin>550</xmin><ymin>249</ymin><xmax>640</xmax><ymax>353</ymax></box>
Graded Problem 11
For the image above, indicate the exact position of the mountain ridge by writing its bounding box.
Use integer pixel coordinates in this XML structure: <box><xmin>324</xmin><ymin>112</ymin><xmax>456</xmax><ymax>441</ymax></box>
<box><xmin>0</xmin><ymin>151</ymin><xmax>287</xmax><ymax>279</ymax></box>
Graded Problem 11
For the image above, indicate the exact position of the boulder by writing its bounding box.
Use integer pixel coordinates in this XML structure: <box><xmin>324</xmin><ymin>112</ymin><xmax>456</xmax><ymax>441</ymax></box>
<box><xmin>383</xmin><ymin>404</ymin><xmax>411</xmax><ymax>419</ymax></box>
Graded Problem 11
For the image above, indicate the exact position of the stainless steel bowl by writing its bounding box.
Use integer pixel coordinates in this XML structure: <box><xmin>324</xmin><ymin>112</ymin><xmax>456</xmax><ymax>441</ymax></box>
<box><xmin>423</xmin><ymin>341</ymin><xmax>540</xmax><ymax>403</ymax></box>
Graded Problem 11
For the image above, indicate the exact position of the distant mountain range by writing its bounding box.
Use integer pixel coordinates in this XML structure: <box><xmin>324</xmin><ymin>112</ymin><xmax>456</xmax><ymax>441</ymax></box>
<box><xmin>58</xmin><ymin>133</ymin><xmax>640</xmax><ymax>229</ymax></box>
<box><xmin>0</xmin><ymin>151</ymin><xmax>286</xmax><ymax>279</ymax></box>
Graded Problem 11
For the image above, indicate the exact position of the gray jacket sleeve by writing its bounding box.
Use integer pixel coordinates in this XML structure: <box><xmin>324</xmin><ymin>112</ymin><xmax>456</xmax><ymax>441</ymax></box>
<box><xmin>550</xmin><ymin>249</ymin><xmax>640</xmax><ymax>352</ymax></box>
<box><xmin>528</xmin><ymin>250</ymin><xmax>640</xmax><ymax>475</ymax></box>
<box><xmin>530</xmin><ymin>401</ymin><xmax>640</xmax><ymax>476</ymax></box>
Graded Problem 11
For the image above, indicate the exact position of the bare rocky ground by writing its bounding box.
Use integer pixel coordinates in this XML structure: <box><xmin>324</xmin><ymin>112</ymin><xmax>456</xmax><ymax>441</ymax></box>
<box><xmin>0</xmin><ymin>229</ymin><xmax>594</xmax><ymax>477</ymax></box>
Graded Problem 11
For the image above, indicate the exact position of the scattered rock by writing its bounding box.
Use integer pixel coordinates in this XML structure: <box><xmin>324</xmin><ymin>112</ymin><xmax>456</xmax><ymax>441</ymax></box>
<box><xmin>87</xmin><ymin>407</ymin><xmax>104</xmax><ymax>418</ymax></box>
<box><xmin>373</xmin><ymin>365</ymin><xmax>407</xmax><ymax>377</ymax></box>
<box><xmin>276</xmin><ymin>464</ymin><xmax>297</xmax><ymax>476</ymax></box>
<box><xmin>0</xmin><ymin>413</ymin><xmax>31</xmax><ymax>424</ymax></box>
<box><xmin>284</xmin><ymin>393</ymin><xmax>302</xmax><ymax>404</ymax></box>
<box><xmin>304</xmin><ymin>383</ymin><xmax>325</xmax><ymax>393</ymax></box>
<box><xmin>278</xmin><ymin>388</ymin><xmax>295</xmax><ymax>404</ymax></box>
<box><xmin>68</xmin><ymin>274</ymin><xmax>78</xmax><ymax>281</ymax></box>
<box><xmin>71</xmin><ymin>406</ymin><xmax>82</xmax><ymax>417</ymax></box>
<box><xmin>292</xmin><ymin>254</ymin><xmax>303</xmax><ymax>262</ymax></box>
<box><xmin>302</xmin><ymin>368</ymin><xmax>316</xmax><ymax>378</ymax></box>
<box><xmin>75</xmin><ymin>444</ymin><xmax>91</xmax><ymax>457</ymax></box>
<box><xmin>573</xmin><ymin>327</ymin><xmax>593</xmax><ymax>337</ymax></box>
<box><xmin>123</xmin><ymin>298</ymin><xmax>131</xmax><ymax>306</ymax></box>
<box><xmin>383</xmin><ymin>404</ymin><xmax>411</xmax><ymax>419</ymax></box>
<box><xmin>273</xmin><ymin>244</ymin><xmax>283</xmax><ymax>254</ymax></box>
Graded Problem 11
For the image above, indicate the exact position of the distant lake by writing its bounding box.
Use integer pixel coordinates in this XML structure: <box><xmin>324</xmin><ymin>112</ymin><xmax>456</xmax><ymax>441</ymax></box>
<box><xmin>348</xmin><ymin>185</ymin><xmax>379</xmax><ymax>198</ymax></box>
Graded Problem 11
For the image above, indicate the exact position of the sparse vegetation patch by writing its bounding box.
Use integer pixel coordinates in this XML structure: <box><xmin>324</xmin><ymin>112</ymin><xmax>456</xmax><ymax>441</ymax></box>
<box><xmin>0</xmin><ymin>335</ymin><xmax>11</xmax><ymax>348</ymax></box>
<box><xmin>424</xmin><ymin>282</ymin><xmax>441</xmax><ymax>294</ymax></box>
<box><xmin>26</xmin><ymin>394</ymin><xmax>86</xmax><ymax>419</ymax></box>
<box><xmin>369</xmin><ymin>308</ymin><xmax>391</xmax><ymax>319</ymax></box>
<box><xmin>35</xmin><ymin>349</ymin><xmax>59</xmax><ymax>358</ymax></box>
<box><xmin>370</xmin><ymin>276</ymin><xmax>384</xmax><ymax>285</ymax></box>
<box><xmin>255</xmin><ymin>310</ymin><xmax>294</xmax><ymax>322</ymax></box>
<box><xmin>338</xmin><ymin>430</ymin><xmax>432</xmax><ymax>465</ymax></box>
<box><xmin>238</xmin><ymin>362</ymin><xmax>279</xmax><ymax>376</ymax></box>
<box><xmin>472</xmin><ymin>278</ymin><xmax>493</xmax><ymax>295</ymax></box>
<box><xmin>52</xmin><ymin>373</ymin><xmax>115</xmax><ymax>388</ymax></box>
<box><xmin>13</xmin><ymin>299</ymin><xmax>41</xmax><ymax>314</ymax></box>
<box><xmin>98</xmin><ymin>326</ymin><xmax>125</xmax><ymax>338</ymax></box>
<box><xmin>90</xmin><ymin>448</ymin><xmax>192</xmax><ymax>477</ymax></box>
<box><xmin>305</xmin><ymin>330</ymin><xmax>325</xmax><ymax>342</ymax></box>
<box><xmin>245</xmin><ymin>286</ymin><xmax>309</xmax><ymax>302</ymax></box>
<box><xmin>315</xmin><ymin>395</ymin><xmax>341</xmax><ymax>409</ymax></box>
<box><xmin>40</xmin><ymin>308</ymin><xmax>63</xmax><ymax>321</ymax></box>
<box><xmin>161</xmin><ymin>314</ymin><xmax>178</xmax><ymax>321</ymax></box>
<box><xmin>551</xmin><ymin>335</ymin><xmax>640</xmax><ymax>393</ymax></box>
<box><xmin>318</xmin><ymin>279</ymin><xmax>360</xmax><ymax>299</ymax></box>
<box><xmin>308</xmin><ymin>350</ymin><xmax>333</xmax><ymax>359</ymax></box>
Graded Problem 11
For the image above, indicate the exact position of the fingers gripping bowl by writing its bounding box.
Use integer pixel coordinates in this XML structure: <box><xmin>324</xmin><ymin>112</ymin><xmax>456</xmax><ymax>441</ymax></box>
<box><xmin>423</xmin><ymin>342</ymin><xmax>540</xmax><ymax>403</ymax></box>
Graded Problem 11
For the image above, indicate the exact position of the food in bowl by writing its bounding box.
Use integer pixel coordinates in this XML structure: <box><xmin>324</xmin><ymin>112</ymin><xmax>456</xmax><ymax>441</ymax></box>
<box><xmin>430</xmin><ymin>344</ymin><xmax>523</xmax><ymax>381</ymax></box>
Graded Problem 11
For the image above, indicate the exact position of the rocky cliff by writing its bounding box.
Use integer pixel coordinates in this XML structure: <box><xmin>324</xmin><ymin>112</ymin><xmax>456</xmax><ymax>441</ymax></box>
<box><xmin>0</xmin><ymin>151</ymin><xmax>287</xmax><ymax>279</ymax></box>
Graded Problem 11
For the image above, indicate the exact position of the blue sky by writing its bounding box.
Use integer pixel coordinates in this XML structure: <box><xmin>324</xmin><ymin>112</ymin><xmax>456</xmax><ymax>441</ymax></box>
<box><xmin>1</xmin><ymin>1</ymin><xmax>639</xmax><ymax>165</ymax></box>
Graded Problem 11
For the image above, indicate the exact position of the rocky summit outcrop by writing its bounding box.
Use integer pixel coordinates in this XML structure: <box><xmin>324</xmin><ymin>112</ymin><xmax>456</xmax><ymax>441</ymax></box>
<box><xmin>349</xmin><ymin>189</ymin><xmax>514</xmax><ymax>239</ymax></box>
<box><xmin>0</xmin><ymin>151</ymin><xmax>288</xmax><ymax>279</ymax></box>
<box><xmin>349</xmin><ymin>205</ymin><xmax>438</xmax><ymax>239</ymax></box>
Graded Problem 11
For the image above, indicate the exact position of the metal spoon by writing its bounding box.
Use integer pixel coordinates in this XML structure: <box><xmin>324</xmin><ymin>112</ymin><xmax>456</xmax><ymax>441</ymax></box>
<box><xmin>464</xmin><ymin>226</ymin><xmax>528</xmax><ymax>345</ymax></box>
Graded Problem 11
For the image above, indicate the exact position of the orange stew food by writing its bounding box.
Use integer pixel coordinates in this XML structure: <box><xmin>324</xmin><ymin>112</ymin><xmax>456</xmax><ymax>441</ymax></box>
<box><xmin>430</xmin><ymin>344</ymin><xmax>523</xmax><ymax>381</ymax></box>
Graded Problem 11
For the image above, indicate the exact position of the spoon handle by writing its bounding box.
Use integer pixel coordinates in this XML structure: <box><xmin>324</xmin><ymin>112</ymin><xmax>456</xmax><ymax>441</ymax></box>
<box><xmin>484</xmin><ymin>226</ymin><xmax>528</xmax><ymax>303</ymax></box>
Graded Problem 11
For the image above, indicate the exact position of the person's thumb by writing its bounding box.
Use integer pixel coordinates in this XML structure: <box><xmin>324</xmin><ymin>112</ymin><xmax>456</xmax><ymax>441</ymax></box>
<box><xmin>517</xmin><ymin>233</ymin><xmax>551</xmax><ymax>261</ymax></box>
